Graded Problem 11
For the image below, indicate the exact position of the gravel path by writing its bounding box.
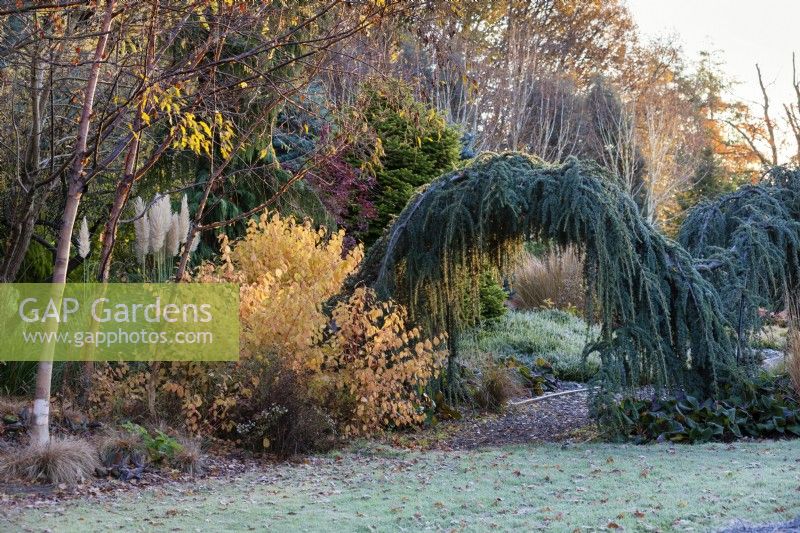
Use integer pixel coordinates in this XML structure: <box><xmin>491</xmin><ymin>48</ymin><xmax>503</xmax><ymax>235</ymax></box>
<box><xmin>393</xmin><ymin>382</ymin><xmax>595</xmax><ymax>450</ymax></box>
<box><xmin>444</xmin><ymin>382</ymin><xmax>593</xmax><ymax>449</ymax></box>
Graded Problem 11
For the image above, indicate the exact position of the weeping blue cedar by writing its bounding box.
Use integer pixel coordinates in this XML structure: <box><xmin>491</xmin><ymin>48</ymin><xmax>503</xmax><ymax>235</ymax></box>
<box><xmin>355</xmin><ymin>153</ymin><xmax>752</xmax><ymax>424</ymax></box>
<box><xmin>679</xmin><ymin>166</ymin><xmax>800</xmax><ymax>364</ymax></box>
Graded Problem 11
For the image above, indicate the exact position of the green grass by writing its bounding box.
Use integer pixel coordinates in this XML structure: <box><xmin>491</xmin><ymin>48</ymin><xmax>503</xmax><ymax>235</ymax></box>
<box><xmin>4</xmin><ymin>440</ymin><xmax>799</xmax><ymax>532</ymax></box>
<box><xmin>462</xmin><ymin>309</ymin><xmax>600</xmax><ymax>381</ymax></box>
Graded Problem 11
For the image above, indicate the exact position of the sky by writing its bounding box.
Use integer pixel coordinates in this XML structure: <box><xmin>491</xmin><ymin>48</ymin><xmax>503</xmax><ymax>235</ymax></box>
<box><xmin>626</xmin><ymin>0</ymin><xmax>799</xmax><ymax>114</ymax></box>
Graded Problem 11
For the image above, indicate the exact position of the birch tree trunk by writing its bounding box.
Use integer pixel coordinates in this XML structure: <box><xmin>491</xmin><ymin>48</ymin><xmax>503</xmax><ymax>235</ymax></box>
<box><xmin>30</xmin><ymin>0</ymin><xmax>115</xmax><ymax>446</ymax></box>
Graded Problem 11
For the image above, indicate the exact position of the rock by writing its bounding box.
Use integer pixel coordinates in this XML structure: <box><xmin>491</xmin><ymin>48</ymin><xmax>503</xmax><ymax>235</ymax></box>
<box><xmin>2</xmin><ymin>414</ymin><xmax>19</xmax><ymax>424</ymax></box>
<box><xmin>758</xmin><ymin>349</ymin><xmax>785</xmax><ymax>370</ymax></box>
<box><xmin>719</xmin><ymin>515</ymin><xmax>800</xmax><ymax>532</ymax></box>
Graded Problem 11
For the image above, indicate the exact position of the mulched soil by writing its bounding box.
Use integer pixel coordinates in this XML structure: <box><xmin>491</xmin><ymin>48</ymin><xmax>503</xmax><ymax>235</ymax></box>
<box><xmin>387</xmin><ymin>381</ymin><xmax>596</xmax><ymax>450</ymax></box>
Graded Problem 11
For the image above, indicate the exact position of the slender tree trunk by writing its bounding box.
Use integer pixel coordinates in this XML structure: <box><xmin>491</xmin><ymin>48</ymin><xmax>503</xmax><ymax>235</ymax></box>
<box><xmin>1</xmin><ymin>43</ymin><xmax>47</xmax><ymax>282</ymax></box>
<box><xmin>97</xmin><ymin>0</ymin><xmax>158</xmax><ymax>282</ymax></box>
<box><xmin>87</xmin><ymin>141</ymin><xmax>138</xmax><ymax>407</ymax></box>
<box><xmin>30</xmin><ymin>0</ymin><xmax>115</xmax><ymax>446</ymax></box>
<box><xmin>97</xmin><ymin>137</ymin><xmax>140</xmax><ymax>281</ymax></box>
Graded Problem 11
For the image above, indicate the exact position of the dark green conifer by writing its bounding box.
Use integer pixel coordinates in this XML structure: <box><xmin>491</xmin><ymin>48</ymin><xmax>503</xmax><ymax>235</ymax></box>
<box><xmin>360</xmin><ymin>81</ymin><xmax>461</xmax><ymax>245</ymax></box>
<box><xmin>355</xmin><ymin>154</ymin><xmax>800</xmax><ymax>428</ymax></box>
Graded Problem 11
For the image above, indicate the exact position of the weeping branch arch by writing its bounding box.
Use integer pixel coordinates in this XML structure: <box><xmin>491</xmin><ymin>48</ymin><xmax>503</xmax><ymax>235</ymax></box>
<box><xmin>352</xmin><ymin>153</ymin><xmax>800</xmax><ymax>416</ymax></box>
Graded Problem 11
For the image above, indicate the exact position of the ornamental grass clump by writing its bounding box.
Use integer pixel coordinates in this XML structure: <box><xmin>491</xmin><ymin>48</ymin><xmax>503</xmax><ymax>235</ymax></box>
<box><xmin>97</xmin><ymin>426</ymin><xmax>148</xmax><ymax>470</ymax></box>
<box><xmin>788</xmin><ymin>294</ymin><xmax>800</xmax><ymax>399</ymax></box>
<box><xmin>787</xmin><ymin>332</ymin><xmax>800</xmax><ymax>400</ymax></box>
<box><xmin>0</xmin><ymin>437</ymin><xmax>98</xmax><ymax>484</ymax></box>
<box><xmin>133</xmin><ymin>196</ymin><xmax>150</xmax><ymax>265</ymax></box>
<box><xmin>511</xmin><ymin>246</ymin><xmax>584</xmax><ymax>313</ymax></box>
<box><xmin>474</xmin><ymin>363</ymin><xmax>526</xmax><ymax>412</ymax></box>
<box><xmin>172</xmin><ymin>435</ymin><xmax>204</xmax><ymax>475</ymax></box>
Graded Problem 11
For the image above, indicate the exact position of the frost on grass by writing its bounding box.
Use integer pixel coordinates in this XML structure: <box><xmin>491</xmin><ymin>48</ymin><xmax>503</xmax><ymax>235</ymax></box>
<box><xmin>460</xmin><ymin>309</ymin><xmax>600</xmax><ymax>382</ymax></box>
<box><xmin>6</xmin><ymin>441</ymin><xmax>800</xmax><ymax>532</ymax></box>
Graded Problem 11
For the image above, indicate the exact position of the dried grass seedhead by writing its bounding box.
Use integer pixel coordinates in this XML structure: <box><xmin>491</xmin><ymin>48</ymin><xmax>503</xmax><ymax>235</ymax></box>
<box><xmin>148</xmin><ymin>195</ymin><xmax>172</xmax><ymax>254</ymax></box>
<box><xmin>166</xmin><ymin>213</ymin><xmax>181</xmax><ymax>257</ymax></box>
<box><xmin>475</xmin><ymin>364</ymin><xmax>526</xmax><ymax>412</ymax></box>
<box><xmin>0</xmin><ymin>437</ymin><xmax>98</xmax><ymax>484</ymax></box>
<box><xmin>96</xmin><ymin>427</ymin><xmax>147</xmax><ymax>468</ymax></box>
<box><xmin>78</xmin><ymin>216</ymin><xmax>90</xmax><ymax>259</ymax></box>
<box><xmin>133</xmin><ymin>196</ymin><xmax>150</xmax><ymax>265</ymax></box>
<box><xmin>512</xmin><ymin>246</ymin><xmax>584</xmax><ymax>313</ymax></box>
<box><xmin>179</xmin><ymin>194</ymin><xmax>190</xmax><ymax>245</ymax></box>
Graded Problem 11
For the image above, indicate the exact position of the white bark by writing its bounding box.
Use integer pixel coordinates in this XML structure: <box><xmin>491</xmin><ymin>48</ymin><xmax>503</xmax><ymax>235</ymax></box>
<box><xmin>29</xmin><ymin>0</ymin><xmax>115</xmax><ymax>446</ymax></box>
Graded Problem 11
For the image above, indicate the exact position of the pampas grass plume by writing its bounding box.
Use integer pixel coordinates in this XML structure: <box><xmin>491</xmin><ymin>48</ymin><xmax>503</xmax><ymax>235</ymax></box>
<box><xmin>148</xmin><ymin>195</ymin><xmax>172</xmax><ymax>254</ymax></box>
<box><xmin>189</xmin><ymin>233</ymin><xmax>200</xmax><ymax>253</ymax></box>
<box><xmin>179</xmin><ymin>195</ymin><xmax>190</xmax><ymax>245</ymax></box>
<box><xmin>133</xmin><ymin>197</ymin><xmax>150</xmax><ymax>265</ymax></box>
<box><xmin>78</xmin><ymin>216</ymin><xmax>90</xmax><ymax>259</ymax></box>
<box><xmin>166</xmin><ymin>213</ymin><xmax>181</xmax><ymax>257</ymax></box>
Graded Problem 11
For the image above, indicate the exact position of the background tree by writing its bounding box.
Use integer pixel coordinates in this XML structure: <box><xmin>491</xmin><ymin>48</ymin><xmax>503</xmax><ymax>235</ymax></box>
<box><xmin>0</xmin><ymin>0</ymin><xmax>397</xmax><ymax>445</ymax></box>
<box><xmin>359</xmin><ymin>80</ymin><xmax>461</xmax><ymax>245</ymax></box>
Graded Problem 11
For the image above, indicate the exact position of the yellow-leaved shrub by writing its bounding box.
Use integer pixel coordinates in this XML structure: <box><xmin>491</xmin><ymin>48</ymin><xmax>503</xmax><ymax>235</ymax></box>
<box><xmin>326</xmin><ymin>287</ymin><xmax>445</xmax><ymax>435</ymax></box>
<box><xmin>91</xmin><ymin>211</ymin><xmax>444</xmax><ymax>449</ymax></box>
<box><xmin>196</xmin><ymin>211</ymin><xmax>363</xmax><ymax>372</ymax></box>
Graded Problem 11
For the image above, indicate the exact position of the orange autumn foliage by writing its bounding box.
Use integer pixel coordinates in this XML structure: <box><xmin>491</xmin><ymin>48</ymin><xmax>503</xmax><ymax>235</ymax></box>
<box><xmin>327</xmin><ymin>287</ymin><xmax>445</xmax><ymax>435</ymax></box>
<box><xmin>92</xmin><ymin>211</ymin><xmax>444</xmax><ymax>441</ymax></box>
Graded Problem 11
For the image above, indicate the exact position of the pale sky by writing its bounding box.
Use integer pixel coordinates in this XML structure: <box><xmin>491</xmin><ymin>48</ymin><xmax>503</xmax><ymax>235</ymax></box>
<box><xmin>627</xmin><ymin>0</ymin><xmax>799</xmax><ymax>126</ymax></box>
